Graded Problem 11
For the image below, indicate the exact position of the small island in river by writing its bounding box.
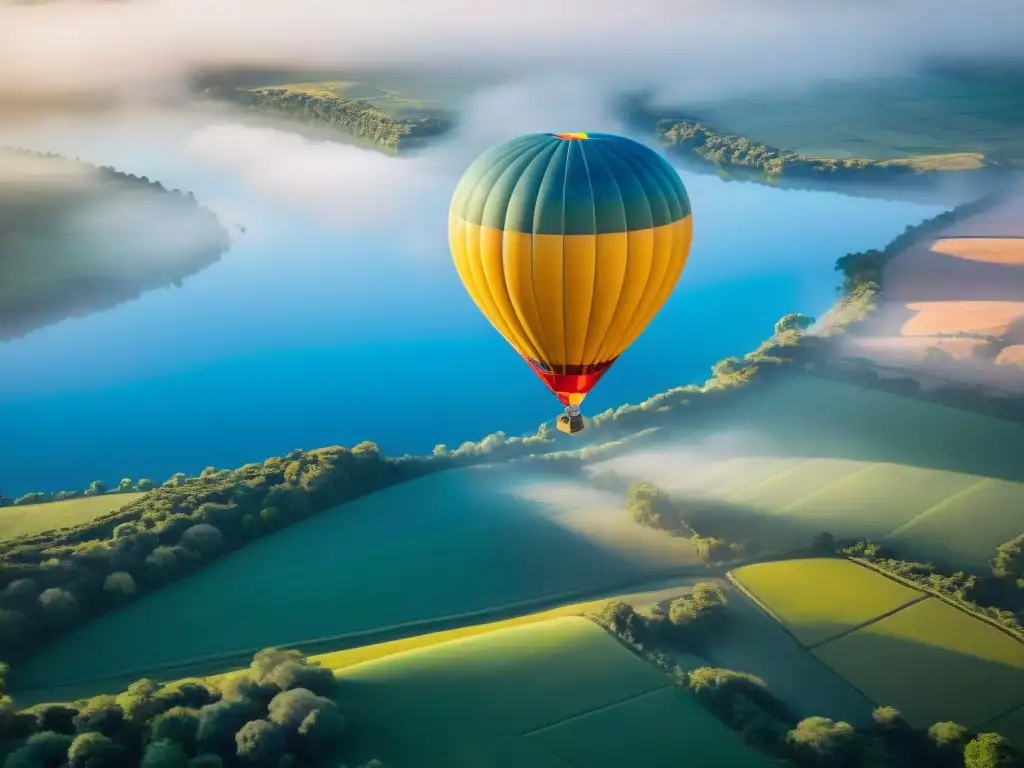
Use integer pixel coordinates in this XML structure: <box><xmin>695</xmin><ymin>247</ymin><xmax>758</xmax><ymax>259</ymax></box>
<box><xmin>0</xmin><ymin>148</ymin><xmax>231</xmax><ymax>341</ymax></box>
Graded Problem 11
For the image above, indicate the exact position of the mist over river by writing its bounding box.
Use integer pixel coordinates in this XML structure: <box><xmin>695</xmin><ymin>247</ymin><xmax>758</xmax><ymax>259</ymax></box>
<box><xmin>0</xmin><ymin>109</ymin><xmax>945</xmax><ymax>495</ymax></box>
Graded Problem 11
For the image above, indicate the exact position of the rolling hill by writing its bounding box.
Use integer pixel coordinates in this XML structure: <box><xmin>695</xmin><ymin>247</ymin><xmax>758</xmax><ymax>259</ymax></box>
<box><xmin>337</xmin><ymin>616</ymin><xmax>777</xmax><ymax>768</ymax></box>
<box><xmin>586</xmin><ymin>374</ymin><xmax>1024</xmax><ymax>569</ymax></box>
<box><xmin>9</xmin><ymin>465</ymin><xmax>700</xmax><ymax>695</ymax></box>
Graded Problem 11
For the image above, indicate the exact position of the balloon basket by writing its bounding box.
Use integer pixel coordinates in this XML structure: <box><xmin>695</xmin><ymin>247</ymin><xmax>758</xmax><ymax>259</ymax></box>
<box><xmin>557</xmin><ymin>406</ymin><xmax>585</xmax><ymax>435</ymax></box>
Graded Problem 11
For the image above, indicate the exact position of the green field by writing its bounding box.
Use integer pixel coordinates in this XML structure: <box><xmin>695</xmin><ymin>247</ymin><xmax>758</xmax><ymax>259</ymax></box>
<box><xmin>813</xmin><ymin>598</ymin><xmax>1024</xmax><ymax>729</ymax></box>
<box><xmin>338</xmin><ymin>617</ymin><xmax>776</xmax><ymax>768</ymax></box>
<box><xmin>588</xmin><ymin>375</ymin><xmax>1024</xmax><ymax>569</ymax></box>
<box><xmin>0</xmin><ymin>493</ymin><xmax>145</xmax><ymax>541</ymax></box>
<box><xmin>678</xmin><ymin>73</ymin><xmax>1024</xmax><ymax>161</ymax></box>
<box><xmin>729</xmin><ymin>559</ymin><xmax>922</xmax><ymax>647</ymax></box>
<box><xmin>11</xmin><ymin>466</ymin><xmax>699</xmax><ymax>695</ymax></box>
<box><xmin>886</xmin><ymin>478</ymin><xmax>1024</xmax><ymax>568</ymax></box>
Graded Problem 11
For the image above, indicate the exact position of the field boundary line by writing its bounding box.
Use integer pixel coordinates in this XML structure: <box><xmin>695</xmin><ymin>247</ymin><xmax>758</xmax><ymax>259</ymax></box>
<box><xmin>724</xmin><ymin>571</ymin><xmax>792</xmax><ymax>637</ymax></box>
<box><xmin>979</xmin><ymin>701</ymin><xmax>1024</xmax><ymax>735</ymax></box>
<box><xmin>848</xmin><ymin>557</ymin><xmax>1024</xmax><ymax>644</ymax></box>
<box><xmin>518</xmin><ymin>684</ymin><xmax>674</xmax><ymax>737</ymax></box>
<box><xmin>882</xmin><ymin>477</ymin><xmax>994</xmax><ymax>539</ymax></box>
<box><xmin>805</xmin><ymin>594</ymin><xmax>929</xmax><ymax>651</ymax></box>
<box><xmin>728</xmin><ymin>563</ymin><xmax>927</xmax><ymax>650</ymax></box>
<box><xmin>771</xmin><ymin>462</ymin><xmax>885</xmax><ymax>516</ymax></box>
<box><xmin>12</xmin><ymin>564</ymin><xmax>726</xmax><ymax>701</ymax></box>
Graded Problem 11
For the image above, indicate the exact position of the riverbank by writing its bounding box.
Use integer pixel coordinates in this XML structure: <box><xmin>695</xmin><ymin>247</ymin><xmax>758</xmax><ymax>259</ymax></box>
<box><xmin>202</xmin><ymin>79</ymin><xmax>1020</xmax><ymax>202</ymax></box>
<box><xmin>0</xmin><ymin>147</ymin><xmax>231</xmax><ymax>342</ymax></box>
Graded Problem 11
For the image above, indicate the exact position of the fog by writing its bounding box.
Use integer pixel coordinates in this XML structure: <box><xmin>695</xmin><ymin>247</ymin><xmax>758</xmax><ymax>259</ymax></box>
<box><xmin>1</xmin><ymin>0</ymin><xmax>1022</xmax><ymax>111</ymax></box>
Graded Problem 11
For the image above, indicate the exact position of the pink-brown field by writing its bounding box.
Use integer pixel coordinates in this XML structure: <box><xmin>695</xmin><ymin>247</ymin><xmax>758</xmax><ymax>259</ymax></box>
<box><xmin>842</xmin><ymin>194</ymin><xmax>1024</xmax><ymax>388</ymax></box>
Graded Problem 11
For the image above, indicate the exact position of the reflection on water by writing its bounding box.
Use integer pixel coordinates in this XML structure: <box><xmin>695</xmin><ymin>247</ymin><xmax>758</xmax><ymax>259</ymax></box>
<box><xmin>0</xmin><ymin>111</ymin><xmax>946</xmax><ymax>494</ymax></box>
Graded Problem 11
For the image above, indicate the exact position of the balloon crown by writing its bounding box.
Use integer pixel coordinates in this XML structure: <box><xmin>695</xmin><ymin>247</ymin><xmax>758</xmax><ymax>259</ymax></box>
<box><xmin>553</xmin><ymin>132</ymin><xmax>589</xmax><ymax>140</ymax></box>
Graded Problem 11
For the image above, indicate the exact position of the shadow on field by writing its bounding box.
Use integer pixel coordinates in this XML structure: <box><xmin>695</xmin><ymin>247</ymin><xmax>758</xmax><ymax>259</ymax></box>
<box><xmin>11</xmin><ymin>465</ymin><xmax>697</xmax><ymax>699</ymax></box>
<box><xmin>598</xmin><ymin>374</ymin><xmax>1024</xmax><ymax>485</ymax></box>
<box><xmin>802</xmin><ymin>615</ymin><xmax>1024</xmax><ymax>732</ymax></box>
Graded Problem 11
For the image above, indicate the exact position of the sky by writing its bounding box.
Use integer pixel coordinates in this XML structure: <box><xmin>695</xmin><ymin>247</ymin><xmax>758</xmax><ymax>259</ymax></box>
<box><xmin>1</xmin><ymin>0</ymin><xmax>1023</xmax><ymax>112</ymax></box>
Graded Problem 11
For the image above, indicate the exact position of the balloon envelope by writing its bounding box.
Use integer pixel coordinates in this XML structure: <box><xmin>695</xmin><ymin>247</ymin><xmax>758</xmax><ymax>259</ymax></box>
<box><xmin>449</xmin><ymin>132</ymin><xmax>693</xmax><ymax>407</ymax></box>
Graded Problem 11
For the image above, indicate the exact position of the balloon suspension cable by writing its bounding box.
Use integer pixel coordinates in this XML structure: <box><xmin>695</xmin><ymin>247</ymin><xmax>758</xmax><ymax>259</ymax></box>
<box><xmin>564</xmin><ymin>404</ymin><xmax>581</xmax><ymax>418</ymax></box>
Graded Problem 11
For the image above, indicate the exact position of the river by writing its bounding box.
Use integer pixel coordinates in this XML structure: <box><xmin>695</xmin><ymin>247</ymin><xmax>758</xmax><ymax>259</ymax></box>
<box><xmin>0</xmin><ymin>110</ymin><xmax>946</xmax><ymax>495</ymax></box>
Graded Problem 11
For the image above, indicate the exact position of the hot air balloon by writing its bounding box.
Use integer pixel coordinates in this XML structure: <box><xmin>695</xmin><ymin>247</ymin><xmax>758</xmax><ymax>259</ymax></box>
<box><xmin>449</xmin><ymin>131</ymin><xmax>693</xmax><ymax>434</ymax></box>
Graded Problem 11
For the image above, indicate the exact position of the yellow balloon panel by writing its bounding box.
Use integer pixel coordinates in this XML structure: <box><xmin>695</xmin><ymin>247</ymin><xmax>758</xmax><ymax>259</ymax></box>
<box><xmin>448</xmin><ymin>215</ymin><xmax>693</xmax><ymax>370</ymax></box>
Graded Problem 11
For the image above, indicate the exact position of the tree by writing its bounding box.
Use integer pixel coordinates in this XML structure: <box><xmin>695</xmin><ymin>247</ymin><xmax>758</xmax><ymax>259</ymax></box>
<box><xmin>992</xmin><ymin>535</ymin><xmax>1024</xmax><ymax>579</ymax></box>
<box><xmin>3</xmin><ymin>731</ymin><xmax>74</xmax><ymax>768</ymax></box>
<box><xmin>149</xmin><ymin>707</ymin><xmax>201</xmax><ymax>754</ymax></box>
<box><xmin>103</xmin><ymin>572</ymin><xmax>137</xmax><ymax>598</ymax></box>
<box><xmin>84</xmin><ymin>481</ymin><xmax>107</xmax><ymax>497</ymax></box>
<box><xmin>627</xmin><ymin>483</ymin><xmax>679</xmax><ymax>531</ymax></box>
<box><xmin>32</xmin><ymin>703</ymin><xmax>78</xmax><ymax>734</ymax></box>
<box><xmin>67</xmin><ymin>731</ymin><xmax>125</xmax><ymax>768</ymax></box>
<box><xmin>928</xmin><ymin>721</ymin><xmax>969</xmax><ymax>766</ymax></box>
<box><xmin>140</xmin><ymin>739</ymin><xmax>189</xmax><ymax>768</ymax></box>
<box><xmin>179</xmin><ymin>524</ymin><xmax>223</xmax><ymax>557</ymax></box>
<box><xmin>197</xmin><ymin>700</ymin><xmax>260</xmax><ymax>757</ymax></box>
<box><xmin>712</xmin><ymin>356</ymin><xmax>744</xmax><ymax>378</ymax></box>
<box><xmin>964</xmin><ymin>733</ymin><xmax>1016</xmax><ymax>768</ymax></box>
<box><xmin>117</xmin><ymin>478</ymin><xmax>134</xmax><ymax>493</ymax></box>
<box><xmin>135</xmin><ymin>479</ymin><xmax>156</xmax><ymax>492</ymax></box>
<box><xmin>114</xmin><ymin>679</ymin><xmax>161</xmax><ymax>726</ymax></box>
<box><xmin>295</xmin><ymin>706</ymin><xmax>347</xmax><ymax>757</ymax></box>
<box><xmin>248</xmin><ymin>649</ymin><xmax>336</xmax><ymax>697</ymax></box>
<box><xmin>266</xmin><ymin>689</ymin><xmax>335</xmax><ymax>730</ymax></box>
<box><xmin>774</xmin><ymin>313</ymin><xmax>814</xmax><ymax>335</ymax></box>
<box><xmin>38</xmin><ymin>588</ymin><xmax>79</xmax><ymax>628</ymax></box>
<box><xmin>598</xmin><ymin>601</ymin><xmax>636</xmax><ymax>636</ymax></box>
<box><xmin>234</xmin><ymin>719</ymin><xmax>287</xmax><ymax>766</ymax></box>
<box><xmin>787</xmin><ymin>716</ymin><xmax>861</xmax><ymax>767</ymax></box>
<box><xmin>73</xmin><ymin>696</ymin><xmax>126</xmax><ymax>739</ymax></box>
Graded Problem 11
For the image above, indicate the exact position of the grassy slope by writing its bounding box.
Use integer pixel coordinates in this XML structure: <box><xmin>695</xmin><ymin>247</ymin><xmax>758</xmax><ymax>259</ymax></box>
<box><xmin>10</xmin><ymin>465</ymin><xmax>699</xmax><ymax>693</ymax></box>
<box><xmin>727</xmin><ymin>558</ymin><xmax>1024</xmax><ymax>732</ymax></box>
<box><xmin>338</xmin><ymin>616</ymin><xmax>776</xmax><ymax>768</ymax></box>
<box><xmin>0</xmin><ymin>493</ymin><xmax>146</xmax><ymax>542</ymax></box>
<box><xmin>587</xmin><ymin>374</ymin><xmax>1024</xmax><ymax>570</ymax></box>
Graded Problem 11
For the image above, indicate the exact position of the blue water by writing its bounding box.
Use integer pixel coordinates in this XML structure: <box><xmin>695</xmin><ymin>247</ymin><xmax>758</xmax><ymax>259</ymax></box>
<box><xmin>0</xmin><ymin>116</ymin><xmax>945</xmax><ymax>495</ymax></box>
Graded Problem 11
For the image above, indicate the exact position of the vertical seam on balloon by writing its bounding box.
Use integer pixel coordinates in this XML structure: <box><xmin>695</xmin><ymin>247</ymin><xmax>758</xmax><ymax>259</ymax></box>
<box><xmin>478</xmin><ymin>141</ymin><xmax>550</xmax><ymax>358</ymax></box>
<box><xmin>588</xmin><ymin>141</ymin><xmax>629</xmax><ymax>365</ymax></box>
<box><xmin>558</xmin><ymin>143</ymin><xmax>570</xmax><ymax>375</ymax></box>
<box><xmin>576</xmin><ymin>139</ymin><xmax>598</xmax><ymax>370</ymax></box>
<box><xmin>618</xmin><ymin>152</ymin><xmax>679</xmax><ymax>345</ymax></box>
<box><xmin>590</xmin><ymin>147</ymin><xmax>642</xmax><ymax>364</ymax></box>
<box><xmin>457</xmin><ymin>144</ymin><xmax>524</xmax><ymax>345</ymax></box>
<box><xmin>602</xmin><ymin>155</ymin><xmax>656</xmax><ymax>361</ymax></box>
<box><xmin>502</xmin><ymin>142</ymin><xmax>559</xmax><ymax>364</ymax></box>
<box><xmin>528</xmin><ymin>154</ymin><xmax>545</xmax><ymax>367</ymax></box>
<box><xmin>493</xmin><ymin>141</ymin><xmax>556</xmax><ymax>361</ymax></box>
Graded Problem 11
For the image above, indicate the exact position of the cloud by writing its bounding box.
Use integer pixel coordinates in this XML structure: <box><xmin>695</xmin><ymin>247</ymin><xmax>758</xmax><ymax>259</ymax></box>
<box><xmin>181</xmin><ymin>74</ymin><xmax>629</xmax><ymax>239</ymax></box>
<box><xmin>0</xmin><ymin>0</ymin><xmax>1022</xmax><ymax>109</ymax></box>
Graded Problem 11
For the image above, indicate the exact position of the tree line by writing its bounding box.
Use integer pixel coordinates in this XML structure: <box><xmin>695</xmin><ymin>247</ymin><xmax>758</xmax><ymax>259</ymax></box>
<box><xmin>624</xmin><ymin>481</ymin><xmax>1024</xmax><ymax>640</ymax></box>
<box><xmin>0</xmin><ymin>481</ymin><xmax>154</xmax><ymax>509</ymax></box>
<box><xmin>596</xmin><ymin>589</ymin><xmax>1023</xmax><ymax>768</ymax></box>
<box><xmin>0</xmin><ymin>647</ymin><xmax>383</xmax><ymax>768</ymax></box>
